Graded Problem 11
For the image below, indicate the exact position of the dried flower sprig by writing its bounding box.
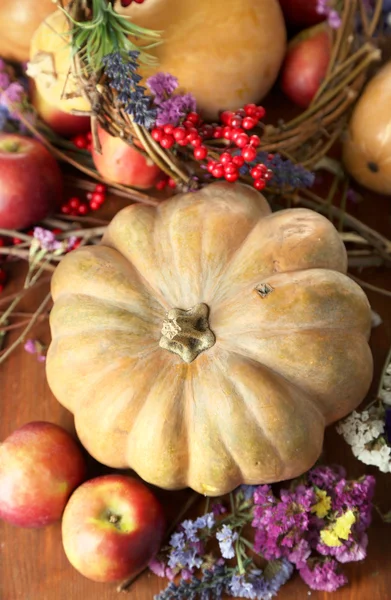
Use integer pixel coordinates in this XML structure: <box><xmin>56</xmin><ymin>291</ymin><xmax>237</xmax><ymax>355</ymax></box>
<box><xmin>149</xmin><ymin>466</ymin><xmax>375</xmax><ymax>598</ymax></box>
<box><xmin>337</xmin><ymin>345</ymin><xmax>391</xmax><ymax>472</ymax></box>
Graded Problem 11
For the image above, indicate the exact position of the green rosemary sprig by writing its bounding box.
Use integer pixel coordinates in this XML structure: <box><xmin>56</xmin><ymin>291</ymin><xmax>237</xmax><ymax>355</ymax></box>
<box><xmin>59</xmin><ymin>0</ymin><xmax>161</xmax><ymax>73</ymax></box>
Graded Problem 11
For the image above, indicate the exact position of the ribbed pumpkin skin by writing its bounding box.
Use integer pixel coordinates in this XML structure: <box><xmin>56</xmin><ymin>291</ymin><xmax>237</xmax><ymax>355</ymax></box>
<box><xmin>46</xmin><ymin>183</ymin><xmax>373</xmax><ymax>496</ymax></box>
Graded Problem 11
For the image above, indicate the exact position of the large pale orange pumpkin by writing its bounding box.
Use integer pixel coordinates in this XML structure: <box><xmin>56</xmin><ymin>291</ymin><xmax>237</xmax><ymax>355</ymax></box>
<box><xmin>46</xmin><ymin>182</ymin><xmax>373</xmax><ymax>496</ymax></box>
<box><xmin>114</xmin><ymin>0</ymin><xmax>287</xmax><ymax>120</ymax></box>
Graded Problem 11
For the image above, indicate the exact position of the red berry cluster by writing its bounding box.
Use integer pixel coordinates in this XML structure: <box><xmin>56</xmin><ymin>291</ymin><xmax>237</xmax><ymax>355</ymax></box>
<box><xmin>150</xmin><ymin>105</ymin><xmax>273</xmax><ymax>189</ymax></box>
<box><xmin>60</xmin><ymin>183</ymin><xmax>107</xmax><ymax>216</ymax></box>
<box><xmin>71</xmin><ymin>131</ymin><xmax>92</xmax><ymax>152</ymax></box>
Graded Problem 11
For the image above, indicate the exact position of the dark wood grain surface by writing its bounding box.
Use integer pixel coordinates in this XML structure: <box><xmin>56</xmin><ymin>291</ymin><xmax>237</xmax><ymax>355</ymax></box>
<box><xmin>0</xmin><ymin>185</ymin><xmax>390</xmax><ymax>600</ymax></box>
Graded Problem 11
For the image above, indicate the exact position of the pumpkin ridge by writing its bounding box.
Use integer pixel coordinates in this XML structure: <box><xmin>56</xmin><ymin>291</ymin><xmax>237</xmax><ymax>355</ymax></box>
<box><xmin>219</xmin><ymin>348</ymin><xmax>326</xmax><ymax>423</ymax></box>
<box><xmin>213</xmin><ymin>353</ymin><xmax>284</xmax><ymax>482</ymax></box>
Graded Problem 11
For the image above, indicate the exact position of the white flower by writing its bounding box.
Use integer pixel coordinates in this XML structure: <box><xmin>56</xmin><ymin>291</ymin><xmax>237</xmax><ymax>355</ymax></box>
<box><xmin>336</xmin><ymin>409</ymin><xmax>391</xmax><ymax>472</ymax></box>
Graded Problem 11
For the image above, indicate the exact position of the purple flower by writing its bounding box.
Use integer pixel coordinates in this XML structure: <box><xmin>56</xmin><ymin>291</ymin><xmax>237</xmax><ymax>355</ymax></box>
<box><xmin>216</xmin><ymin>524</ymin><xmax>238</xmax><ymax>559</ymax></box>
<box><xmin>149</xmin><ymin>557</ymin><xmax>166</xmax><ymax>577</ymax></box>
<box><xmin>170</xmin><ymin>531</ymin><xmax>185</xmax><ymax>549</ymax></box>
<box><xmin>194</xmin><ymin>512</ymin><xmax>215</xmax><ymax>529</ymax></box>
<box><xmin>212</xmin><ymin>503</ymin><xmax>227</xmax><ymax>517</ymax></box>
<box><xmin>155</xmin><ymin>93</ymin><xmax>197</xmax><ymax>127</ymax></box>
<box><xmin>24</xmin><ymin>339</ymin><xmax>37</xmax><ymax>354</ymax></box>
<box><xmin>181</xmin><ymin>519</ymin><xmax>199</xmax><ymax>542</ymax></box>
<box><xmin>0</xmin><ymin>72</ymin><xmax>10</xmax><ymax>92</ymax></box>
<box><xmin>228</xmin><ymin>574</ymin><xmax>256</xmax><ymax>598</ymax></box>
<box><xmin>287</xmin><ymin>539</ymin><xmax>311</xmax><ymax>569</ymax></box>
<box><xmin>307</xmin><ymin>465</ymin><xmax>347</xmax><ymax>492</ymax></box>
<box><xmin>146</xmin><ymin>72</ymin><xmax>179</xmax><ymax>100</ymax></box>
<box><xmin>300</xmin><ymin>559</ymin><xmax>348</xmax><ymax>592</ymax></box>
<box><xmin>328</xmin><ymin>9</ymin><xmax>342</xmax><ymax>28</ymax></box>
<box><xmin>33</xmin><ymin>227</ymin><xmax>63</xmax><ymax>252</ymax></box>
<box><xmin>0</xmin><ymin>82</ymin><xmax>24</xmax><ymax>109</ymax></box>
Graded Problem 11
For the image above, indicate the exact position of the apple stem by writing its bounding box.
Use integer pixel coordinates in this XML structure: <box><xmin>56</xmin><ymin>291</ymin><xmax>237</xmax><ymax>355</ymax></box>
<box><xmin>116</xmin><ymin>491</ymin><xmax>201</xmax><ymax>593</ymax></box>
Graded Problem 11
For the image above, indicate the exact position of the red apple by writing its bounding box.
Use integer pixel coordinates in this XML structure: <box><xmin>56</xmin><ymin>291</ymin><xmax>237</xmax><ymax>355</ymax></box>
<box><xmin>30</xmin><ymin>81</ymin><xmax>91</xmax><ymax>138</ymax></box>
<box><xmin>92</xmin><ymin>125</ymin><xmax>162</xmax><ymax>189</ymax></box>
<box><xmin>279</xmin><ymin>0</ymin><xmax>326</xmax><ymax>28</ymax></box>
<box><xmin>0</xmin><ymin>421</ymin><xmax>86</xmax><ymax>528</ymax></box>
<box><xmin>280</xmin><ymin>23</ymin><xmax>332</xmax><ymax>108</ymax></box>
<box><xmin>0</xmin><ymin>134</ymin><xmax>63</xmax><ymax>229</ymax></box>
<box><xmin>62</xmin><ymin>474</ymin><xmax>165</xmax><ymax>582</ymax></box>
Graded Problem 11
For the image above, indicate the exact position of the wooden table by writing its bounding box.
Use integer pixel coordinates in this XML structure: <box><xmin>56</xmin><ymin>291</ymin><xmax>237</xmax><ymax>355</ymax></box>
<box><xmin>1</xmin><ymin>185</ymin><xmax>390</xmax><ymax>600</ymax></box>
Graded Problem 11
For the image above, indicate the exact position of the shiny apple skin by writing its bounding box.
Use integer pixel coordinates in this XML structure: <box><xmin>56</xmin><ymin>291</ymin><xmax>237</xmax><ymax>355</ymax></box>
<box><xmin>0</xmin><ymin>421</ymin><xmax>86</xmax><ymax>528</ymax></box>
<box><xmin>0</xmin><ymin>134</ymin><xmax>63</xmax><ymax>229</ymax></box>
<box><xmin>62</xmin><ymin>474</ymin><xmax>166</xmax><ymax>582</ymax></box>
<box><xmin>92</xmin><ymin>125</ymin><xmax>162</xmax><ymax>189</ymax></box>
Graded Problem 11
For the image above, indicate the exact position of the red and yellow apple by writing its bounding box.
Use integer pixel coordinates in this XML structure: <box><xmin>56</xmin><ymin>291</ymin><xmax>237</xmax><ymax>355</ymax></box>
<box><xmin>92</xmin><ymin>125</ymin><xmax>162</xmax><ymax>189</ymax></box>
<box><xmin>30</xmin><ymin>81</ymin><xmax>90</xmax><ymax>138</ymax></box>
<box><xmin>0</xmin><ymin>421</ymin><xmax>86</xmax><ymax>528</ymax></box>
<box><xmin>62</xmin><ymin>474</ymin><xmax>165</xmax><ymax>582</ymax></box>
<box><xmin>280</xmin><ymin>23</ymin><xmax>332</xmax><ymax>108</ymax></box>
<box><xmin>0</xmin><ymin>134</ymin><xmax>63</xmax><ymax>229</ymax></box>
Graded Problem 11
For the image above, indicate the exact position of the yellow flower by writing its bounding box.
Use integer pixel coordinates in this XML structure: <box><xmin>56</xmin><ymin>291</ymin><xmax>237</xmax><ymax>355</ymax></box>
<box><xmin>311</xmin><ymin>489</ymin><xmax>332</xmax><ymax>518</ymax></box>
<box><xmin>320</xmin><ymin>510</ymin><xmax>356</xmax><ymax>548</ymax></box>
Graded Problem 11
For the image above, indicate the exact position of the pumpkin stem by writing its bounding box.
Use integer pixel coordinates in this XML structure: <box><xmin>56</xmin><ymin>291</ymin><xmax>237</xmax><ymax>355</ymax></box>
<box><xmin>159</xmin><ymin>303</ymin><xmax>215</xmax><ymax>363</ymax></box>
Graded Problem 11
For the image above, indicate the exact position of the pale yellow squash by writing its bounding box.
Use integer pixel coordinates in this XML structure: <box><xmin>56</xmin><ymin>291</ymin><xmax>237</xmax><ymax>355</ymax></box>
<box><xmin>343</xmin><ymin>61</ymin><xmax>391</xmax><ymax>195</ymax></box>
<box><xmin>28</xmin><ymin>10</ymin><xmax>90</xmax><ymax>114</ymax></box>
<box><xmin>46</xmin><ymin>183</ymin><xmax>372</xmax><ymax>495</ymax></box>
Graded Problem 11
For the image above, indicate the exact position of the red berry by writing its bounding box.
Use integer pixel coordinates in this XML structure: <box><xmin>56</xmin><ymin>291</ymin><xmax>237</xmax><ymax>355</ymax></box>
<box><xmin>69</xmin><ymin>197</ymin><xmax>81</xmax><ymax>209</ymax></box>
<box><xmin>12</xmin><ymin>237</ymin><xmax>22</xmax><ymax>245</ymax></box>
<box><xmin>61</xmin><ymin>205</ymin><xmax>71</xmax><ymax>214</ymax></box>
<box><xmin>0</xmin><ymin>269</ymin><xmax>6</xmax><ymax>284</ymax></box>
<box><xmin>78</xmin><ymin>204</ymin><xmax>89</xmax><ymax>215</ymax></box>
<box><xmin>94</xmin><ymin>183</ymin><xmax>106</xmax><ymax>194</ymax></box>
<box><xmin>254</xmin><ymin>179</ymin><xmax>266</xmax><ymax>190</ymax></box>
<box><xmin>232</xmin><ymin>155</ymin><xmax>245</xmax><ymax>167</ymax></box>
<box><xmin>242</xmin><ymin>117</ymin><xmax>257</xmax><ymax>130</ymax></box>
<box><xmin>186</xmin><ymin>131</ymin><xmax>199</xmax><ymax>142</ymax></box>
<box><xmin>173</xmin><ymin>127</ymin><xmax>186</xmax><ymax>141</ymax></box>
<box><xmin>51</xmin><ymin>228</ymin><xmax>62</xmax><ymax>235</ymax></box>
<box><xmin>199</xmin><ymin>124</ymin><xmax>214</xmax><ymax>139</ymax></box>
<box><xmin>151</xmin><ymin>128</ymin><xmax>164</xmax><ymax>142</ymax></box>
<box><xmin>163</xmin><ymin>124</ymin><xmax>175</xmax><ymax>135</ymax></box>
<box><xmin>190</xmin><ymin>136</ymin><xmax>202</xmax><ymax>148</ymax></box>
<box><xmin>220</xmin><ymin>152</ymin><xmax>232</xmax><ymax>165</ymax></box>
<box><xmin>235</xmin><ymin>133</ymin><xmax>249</xmax><ymax>148</ymax></box>
<box><xmin>212</xmin><ymin>164</ymin><xmax>224</xmax><ymax>178</ymax></box>
<box><xmin>220</xmin><ymin>111</ymin><xmax>234</xmax><ymax>125</ymax></box>
<box><xmin>264</xmin><ymin>171</ymin><xmax>274</xmax><ymax>181</ymax></box>
<box><xmin>249</xmin><ymin>135</ymin><xmax>261</xmax><ymax>148</ymax></box>
<box><xmin>0</xmin><ymin>238</ymin><xmax>5</xmax><ymax>247</ymax></box>
<box><xmin>183</xmin><ymin>120</ymin><xmax>195</xmax><ymax>129</ymax></box>
<box><xmin>213</xmin><ymin>126</ymin><xmax>224</xmax><ymax>139</ymax></box>
<box><xmin>71</xmin><ymin>239</ymin><xmax>82</xmax><ymax>250</ymax></box>
<box><xmin>160</xmin><ymin>135</ymin><xmax>175</xmax><ymax>149</ymax></box>
<box><xmin>229</xmin><ymin>116</ymin><xmax>242</xmax><ymax>128</ymax></box>
<box><xmin>89</xmin><ymin>202</ymin><xmax>100</xmax><ymax>211</ymax></box>
<box><xmin>207</xmin><ymin>161</ymin><xmax>217</xmax><ymax>173</ymax></box>
<box><xmin>244</xmin><ymin>103</ymin><xmax>257</xmax><ymax>117</ymax></box>
<box><xmin>224</xmin><ymin>163</ymin><xmax>238</xmax><ymax>175</ymax></box>
<box><xmin>223</xmin><ymin>126</ymin><xmax>233</xmax><ymax>140</ymax></box>
<box><xmin>155</xmin><ymin>179</ymin><xmax>168</xmax><ymax>191</ymax></box>
<box><xmin>91</xmin><ymin>192</ymin><xmax>105</xmax><ymax>205</ymax></box>
<box><xmin>194</xmin><ymin>146</ymin><xmax>208</xmax><ymax>160</ymax></box>
<box><xmin>86</xmin><ymin>131</ymin><xmax>92</xmax><ymax>142</ymax></box>
<box><xmin>225</xmin><ymin>171</ymin><xmax>239</xmax><ymax>182</ymax></box>
<box><xmin>255</xmin><ymin>106</ymin><xmax>266</xmax><ymax>120</ymax></box>
<box><xmin>242</xmin><ymin>145</ymin><xmax>257</xmax><ymax>162</ymax></box>
<box><xmin>72</xmin><ymin>135</ymin><xmax>87</xmax><ymax>149</ymax></box>
<box><xmin>236</xmin><ymin>108</ymin><xmax>246</xmax><ymax>117</ymax></box>
<box><xmin>250</xmin><ymin>166</ymin><xmax>263</xmax><ymax>179</ymax></box>
<box><xmin>186</xmin><ymin>112</ymin><xmax>200</xmax><ymax>125</ymax></box>
<box><xmin>177</xmin><ymin>138</ymin><xmax>189</xmax><ymax>147</ymax></box>
<box><xmin>231</xmin><ymin>128</ymin><xmax>244</xmax><ymax>142</ymax></box>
